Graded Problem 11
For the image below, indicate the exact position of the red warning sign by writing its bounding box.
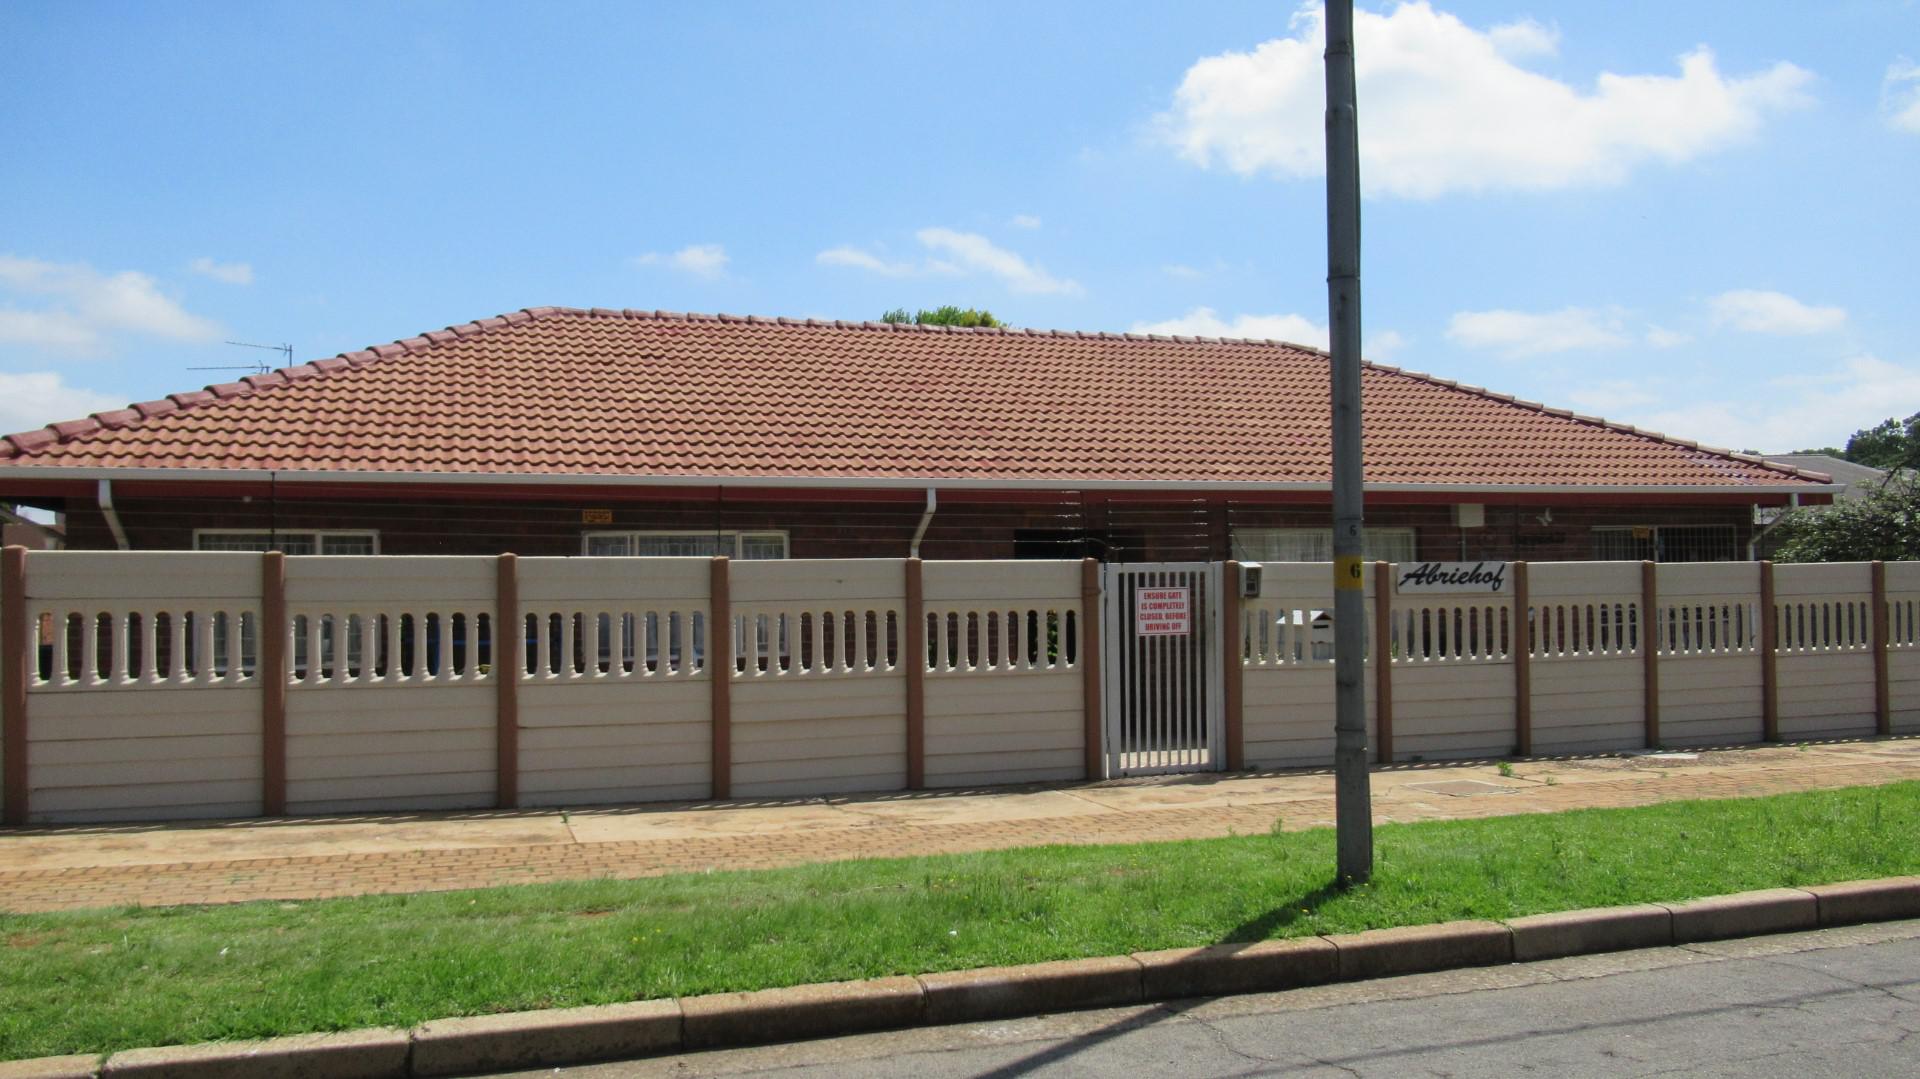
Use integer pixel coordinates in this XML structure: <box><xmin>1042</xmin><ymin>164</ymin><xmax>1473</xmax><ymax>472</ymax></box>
<box><xmin>1135</xmin><ymin>587</ymin><xmax>1192</xmax><ymax>636</ymax></box>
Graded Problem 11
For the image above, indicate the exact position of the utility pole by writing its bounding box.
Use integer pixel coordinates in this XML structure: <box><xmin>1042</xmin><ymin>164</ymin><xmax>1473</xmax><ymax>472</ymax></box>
<box><xmin>1324</xmin><ymin>0</ymin><xmax>1373</xmax><ymax>884</ymax></box>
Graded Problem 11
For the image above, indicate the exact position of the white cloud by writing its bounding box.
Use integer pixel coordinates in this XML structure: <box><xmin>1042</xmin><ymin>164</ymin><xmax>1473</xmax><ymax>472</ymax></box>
<box><xmin>1446</xmin><ymin>306</ymin><xmax>1630</xmax><ymax>358</ymax></box>
<box><xmin>1708</xmin><ymin>289</ymin><xmax>1846</xmax><ymax>334</ymax></box>
<box><xmin>0</xmin><ymin>371</ymin><xmax>124</xmax><ymax>433</ymax></box>
<box><xmin>915</xmin><ymin>228</ymin><xmax>1082</xmax><ymax>295</ymax></box>
<box><xmin>188</xmin><ymin>257</ymin><xmax>253</xmax><ymax>285</ymax></box>
<box><xmin>1565</xmin><ymin>380</ymin><xmax>1659</xmax><ymax>415</ymax></box>
<box><xmin>1161</xmin><ymin>2</ymin><xmax>1812</xmax><ymax>198</ymax></box>
<box><xmin>1629</xmin><ymin>355</ymin><xmax>1920</xmax><ymax>452</ymax></box>
<box><xmin>1645</xmin><ymin>325</ymin><xmax>1692</xmax><ymax>348</ymax></box>
<box><xmin>633</xmin><ymin>244</ymin><xmax>730</xmax><ymax>280</ymax></box>
<box><xmin>1010</xmin><ymin>214</ymin><xmax>1043</xmax><ymax>229</ymax></box>
<box><xmin>1131</xmin><ymin>306</ymin><xmax>1329</xmax><ymax>348</ymax></box>
<box><xmin>0</xmin><ymin>310</ymin><xmax>98</xmax><ymax>350</ymax></box>
<box><xmin>1486</xmin><ymin>18</ymin><xmax>1559</xmax><ymax>60</ymax></box>
<box><xmin>0</xmin><ymin>255</ymin><xmax>222</xmax><ymax>353</ymax></box>
<box><xmin>1162</xmin><ymin>264</ymin><xmax>1204</xmax><ymax>279</ymax></box>
<box><xmin>1365</xmin><ymin>329</ymin><xmax>1409</xmax><ymax>360</ymax></box>
<box><xmin>1886</xmin><ymin>58</ymin><xmax>1920</xmax><ymax>134</ymax></box>
<box><xmin>815</xmin><ymin>247</ymin><xmax>918</xmax><ymax>276</ymax></box>
<box><xmin>818</xmin><ymin>229</ymin><xmax>1083</xmax><ymax>296</ymax></box>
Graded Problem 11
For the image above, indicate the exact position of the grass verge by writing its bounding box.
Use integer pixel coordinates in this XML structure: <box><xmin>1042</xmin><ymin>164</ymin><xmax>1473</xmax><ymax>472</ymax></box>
<box><xmin>4</xmin><ymin>781</ymin><xmax>1917</xmax><ymax>1059</ymax></box>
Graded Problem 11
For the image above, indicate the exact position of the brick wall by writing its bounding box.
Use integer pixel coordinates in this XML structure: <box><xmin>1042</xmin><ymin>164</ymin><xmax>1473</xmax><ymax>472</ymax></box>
<box><xmin>58</xmin><ymin>491</ymin><xmax>1756</xmax><ymax>562</ymax></box>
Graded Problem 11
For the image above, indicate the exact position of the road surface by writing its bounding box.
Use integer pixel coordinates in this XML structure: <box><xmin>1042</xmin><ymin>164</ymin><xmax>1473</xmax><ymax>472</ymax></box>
<box><xmin>498</xmin><ymin>919</ymin><xmax>1920</xmax><ymax>1078</ymax></box>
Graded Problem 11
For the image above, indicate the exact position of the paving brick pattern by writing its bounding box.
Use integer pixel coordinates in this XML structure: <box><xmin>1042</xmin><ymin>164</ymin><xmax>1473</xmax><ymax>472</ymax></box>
<box><xmin>1</xmin><ymin>741</ymin><xmax>1914</xmax><ymax>913</ymax></box>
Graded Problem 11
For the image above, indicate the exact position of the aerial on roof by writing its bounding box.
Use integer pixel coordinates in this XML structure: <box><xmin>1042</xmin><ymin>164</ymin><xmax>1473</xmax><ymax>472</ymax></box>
<box><xmin>0</xmin><ymin>306</ymin><xmax>1833</xmax><ymax>490</ymax></box>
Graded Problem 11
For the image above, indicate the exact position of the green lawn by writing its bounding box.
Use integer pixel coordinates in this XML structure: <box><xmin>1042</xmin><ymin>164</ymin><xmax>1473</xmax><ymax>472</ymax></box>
<box><xmin>3</xmin><ymin>782</ymin><xmax>1917</xmax><ymax>1060</ymax></box>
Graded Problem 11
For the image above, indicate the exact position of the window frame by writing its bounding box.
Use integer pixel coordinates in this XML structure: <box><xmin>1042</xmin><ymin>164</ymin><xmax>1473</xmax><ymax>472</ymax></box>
<box><xmin>192</xmin><ymin>528</ymin><xmax>382</xmax><ymax>555</ymax></box>
<box><xmin>1591</xmin><ymin>524</ymin><xmax>1740</xmax><ymax>563</ymax></box>
<box><xmin>580</xmin><ymin>530</ymin><xmax>790</xmax><ymax>559</ymax></box>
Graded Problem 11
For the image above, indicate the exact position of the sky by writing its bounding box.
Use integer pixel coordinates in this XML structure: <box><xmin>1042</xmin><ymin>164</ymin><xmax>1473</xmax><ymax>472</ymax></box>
<box><xmin>2</xmin><ymin>0</ymin><xmax>1918</xmax><ymax>456</ymax></box>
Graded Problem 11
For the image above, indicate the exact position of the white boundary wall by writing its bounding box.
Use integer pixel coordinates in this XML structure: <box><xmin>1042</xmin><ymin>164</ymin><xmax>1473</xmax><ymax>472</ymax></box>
<box><xmin>923</xmin><ymin>561</ymin><xmax>1084</xmax><ymax>788</ymax></box>
<box><xmin>1239</xmin><ymin>562</ymin><xmax>1378</xmax><ymax>768</ymax></box>
<box><xmin>729</xmin><ymin>559</ymin><xmax>908</xmax><ymax>797</ymax></box>
<box><xmin>1532</xmin><ymin>562</ymin><xmax>1642</xmax><ymax>755</ymax></box>
<box><xmin>0</xmin><ymin>553</ymin><xmax>1912</xmax><ymax>823</ymax></box>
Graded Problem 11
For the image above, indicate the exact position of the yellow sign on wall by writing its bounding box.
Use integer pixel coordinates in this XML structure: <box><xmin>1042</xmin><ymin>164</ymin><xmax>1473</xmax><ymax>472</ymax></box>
<box><xmin>582</xmin><ymin>509</ymin><xmax>614</xmax><ymax>525</ymax></box>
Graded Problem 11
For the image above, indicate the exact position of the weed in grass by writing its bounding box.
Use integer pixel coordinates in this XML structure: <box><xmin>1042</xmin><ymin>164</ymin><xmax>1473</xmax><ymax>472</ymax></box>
<box><xmin>1497</xmin><ymin>761</ymin><xmax>1515</xmax><ymax>778</ymax></box>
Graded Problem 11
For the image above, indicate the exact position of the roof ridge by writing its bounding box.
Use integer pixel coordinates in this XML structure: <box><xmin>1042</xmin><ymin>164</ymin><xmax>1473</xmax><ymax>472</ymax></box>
<box><xmin>0</xmin><ymin>306</ymin><xmax>574</xmax><ymax>459</ymax></box>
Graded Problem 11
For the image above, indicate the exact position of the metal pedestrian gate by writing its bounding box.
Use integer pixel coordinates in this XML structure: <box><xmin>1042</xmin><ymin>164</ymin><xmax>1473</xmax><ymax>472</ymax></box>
<box><xmin>1101</xmin><ymin>562</ymin><xmax>1224</xmax><ymax>777</ymax></box>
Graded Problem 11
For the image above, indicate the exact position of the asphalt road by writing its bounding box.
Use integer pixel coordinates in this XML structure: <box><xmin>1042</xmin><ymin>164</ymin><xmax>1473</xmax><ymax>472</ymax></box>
<box><xmin>502</xmin><ymin>920</ymin><xmax>1920</xmax><ymax>1079</ymax></box>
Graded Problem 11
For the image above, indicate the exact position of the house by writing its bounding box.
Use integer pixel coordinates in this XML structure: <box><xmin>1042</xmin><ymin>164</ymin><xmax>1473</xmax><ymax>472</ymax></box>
<box><xmin>1761</xmin><ymin>454</ymin><xmax>1890</xmax><ymax>505</ymax></box>
<box><xmin>0</xmin><ymin>306</ymin><xmax>1837</xmax><ymax>563</ymax></box>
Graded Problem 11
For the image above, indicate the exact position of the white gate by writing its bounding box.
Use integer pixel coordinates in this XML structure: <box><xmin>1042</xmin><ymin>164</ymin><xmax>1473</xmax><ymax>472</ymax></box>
<box><xmin>1101</xmin><ymin>562</ymin><xmax>1224</xmax><ymax>777</ymax></box>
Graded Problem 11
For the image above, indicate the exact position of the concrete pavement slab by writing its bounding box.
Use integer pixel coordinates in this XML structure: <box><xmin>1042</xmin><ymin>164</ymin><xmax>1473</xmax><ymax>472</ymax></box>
<box><xmin>0</xmin><ymin>814</ymin><xmax>573</xmax><ymax>872</ymax></box>
<box><xmin>563</xmin><ymin>801</ymin><xmax>855</xmax><ymax>843</ymax></box>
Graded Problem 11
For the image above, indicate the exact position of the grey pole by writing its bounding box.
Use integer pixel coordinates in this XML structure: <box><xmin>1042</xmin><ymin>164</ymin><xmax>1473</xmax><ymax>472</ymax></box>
<box><xmin>1324</xmin><ymin>0</ymin><xmax>1373</xmax><ymax>884</ymax></box>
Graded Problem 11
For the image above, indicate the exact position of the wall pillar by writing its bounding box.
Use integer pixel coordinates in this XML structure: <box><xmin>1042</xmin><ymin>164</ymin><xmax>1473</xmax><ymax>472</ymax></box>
<box><xmin>904</xmin><ymin>557</ymin><xmax>926</xmax><ymax>789</ymax></box>
<box><xmin>261</xmin><ymin>551</ymin><xmax>288</xmax><ymax>816</ymax></box>
<box><xmin>1513</xmin><ymin>560</ymin><xmax>1532</xmax><ymax>757</ymax></box>
<box><xmin>1372</xmin><ymin>561</ymin><xmax>1394</xmax><ymax>764</ymax></box>
<box><xmin>1873</xmin><ymin>560</ymin><xmax>1891</xmax><ymax>736</ymax></box>
<box><xmin>2</xmin><ymin>546</ymin><xmax>27</xmax><ymax>825</ymax></box>
<box><xmin>709</xmin><ymin>556</ymin><xmax>733</xmax><ymax>799</ymax></box>
<box><xmin>495</xmin><ymin>553</ymin><xmax>520</xmax><ymax>809</ymax></box>
<box><xmin>1222</xmin><ymin>560</ymin><xmax>1244</xmax><ymax>771</ymax></box>
<box><xmin>1642</xmin><ymin>561</ymin><xmax>1661</xmax><ymax>749</ymax></box>
<box><xmin>1081</xmin><ymin>557</ymin><xmax>1103</xmax><ymax>780</ymax></box>
<box><xmin>1760</xmin><ymin>560</ymin><xmax>1779</xmax><ymax>742</ymax></box>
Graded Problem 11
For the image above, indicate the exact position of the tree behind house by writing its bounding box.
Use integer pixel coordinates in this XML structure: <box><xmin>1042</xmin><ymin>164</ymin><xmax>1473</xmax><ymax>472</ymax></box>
<box><xmin>879</xmin><ymin>306</ymin><xmax>1003</xmax><ymax>328</ymax></box>
<box><xmin>1771</xmin><ymin>473</ymin><xmax>1920</xmax><ymax>563</ymax></box>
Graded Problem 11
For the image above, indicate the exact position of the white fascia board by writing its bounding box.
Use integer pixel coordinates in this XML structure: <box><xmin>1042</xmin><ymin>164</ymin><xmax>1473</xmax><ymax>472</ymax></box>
<box><xmin>0</xmin><ymin>465</ymin><xmax>1845</xmax><ymax>497</ymax></box>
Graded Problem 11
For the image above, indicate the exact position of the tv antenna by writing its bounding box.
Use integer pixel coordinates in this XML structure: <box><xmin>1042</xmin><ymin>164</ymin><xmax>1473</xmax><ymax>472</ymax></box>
<box><xmin>190</xmin><ymin>340</ymin><xmax>293</xmax><ymax>376</ymax></box>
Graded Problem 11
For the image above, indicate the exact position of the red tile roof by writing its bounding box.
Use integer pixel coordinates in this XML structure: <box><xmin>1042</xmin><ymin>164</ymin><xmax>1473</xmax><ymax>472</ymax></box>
<box><xmin>0</xmin><ymin>307</ymin><xmax>1829</xmax><ymax>489</ymax></box>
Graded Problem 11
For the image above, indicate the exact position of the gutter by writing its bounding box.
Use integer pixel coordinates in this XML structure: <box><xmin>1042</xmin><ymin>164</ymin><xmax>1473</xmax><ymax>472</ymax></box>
<box><xmin>0</xmin><ymin>465</ymin><xmax>1847</xmax><ymax>498</ymax></box>
<box><xmin>97</xmin><ymin>478</ymin><xmax>130</xmax><ymax>550</ymax></box>
<box><xmin>908</xmin><ymin>488</ymin><xmax>937</xmax><ymax>558</ymax></box>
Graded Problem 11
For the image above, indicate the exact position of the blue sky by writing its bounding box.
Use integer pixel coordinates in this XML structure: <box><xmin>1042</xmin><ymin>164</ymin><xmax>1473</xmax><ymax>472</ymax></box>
<box><xmin>2</xmin><ymin>0</ymin><xmax>1917</xmax><ymax>454</ymax></box>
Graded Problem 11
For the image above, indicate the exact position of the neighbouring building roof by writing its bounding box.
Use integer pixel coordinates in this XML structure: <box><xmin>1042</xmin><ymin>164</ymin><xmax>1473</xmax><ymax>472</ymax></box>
<box><xmin>0</xmin><ymin>306</ymin><xmax>1835</xmax><ymax>492</ymax></box>
<box><xmin>1761</xmin><ymin>454</ymin><xmax>1888</xmax><ymax>500</ymax></box>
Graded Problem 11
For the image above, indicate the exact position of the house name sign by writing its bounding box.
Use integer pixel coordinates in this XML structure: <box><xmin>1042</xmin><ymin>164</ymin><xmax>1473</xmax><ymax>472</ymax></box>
<box><xmin>1395</xmin><ymin>561</ymin><xmax>1510</xmax><ymax>595</ymax></box>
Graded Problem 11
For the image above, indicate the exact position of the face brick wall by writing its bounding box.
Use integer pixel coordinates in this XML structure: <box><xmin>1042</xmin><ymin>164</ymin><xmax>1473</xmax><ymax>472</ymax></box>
<box><xmin>56</xmin><ymin>491</ymin><xmax>1758</xmax><ymax>563</ymax></box>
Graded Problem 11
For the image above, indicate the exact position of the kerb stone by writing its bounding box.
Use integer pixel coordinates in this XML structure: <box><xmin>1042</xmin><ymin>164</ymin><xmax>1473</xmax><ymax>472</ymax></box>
<box><xmin>410</xmin><ymin>998</ymin><xmax>682</xmax><ymax>1076</ymax></box>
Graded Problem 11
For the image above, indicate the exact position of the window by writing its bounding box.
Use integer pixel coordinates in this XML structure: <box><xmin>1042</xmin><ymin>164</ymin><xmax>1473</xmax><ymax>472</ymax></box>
<box><xmin>1593</xmin><ymin>525</ymin><xmax>1739</xmax><ymax>563</ymax></box>
<box><xmin>583</xmin><ymin>531</ymin><xmax>789</xmax><ymax>559</ymax></box>
<box><xmin>194</xmin><ymin>530</ymin><xmax>379</xmax><ymax>555</ymax></box>
<box><xmin>1232</xmin><ymin>527</ymin><xmax>1417</xmax><ymax>563</ymax></box>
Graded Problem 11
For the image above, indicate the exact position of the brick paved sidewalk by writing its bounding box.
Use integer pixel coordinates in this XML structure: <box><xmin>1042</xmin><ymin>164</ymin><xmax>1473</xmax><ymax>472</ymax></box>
<box><xmin>2</xmin><ymin>738</ymin><xmax>1915</xmax><ymax>913</ymax></box>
